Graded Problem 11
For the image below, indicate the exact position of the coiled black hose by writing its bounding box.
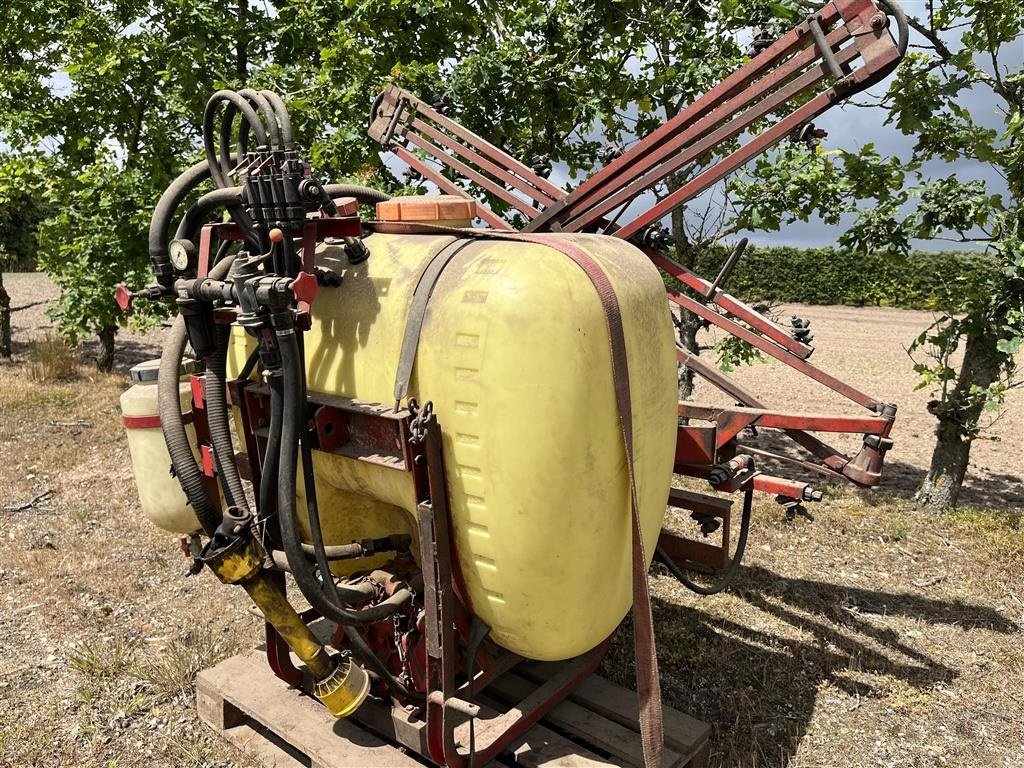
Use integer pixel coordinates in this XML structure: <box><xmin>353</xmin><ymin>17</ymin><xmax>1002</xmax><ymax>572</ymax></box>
<box><xmin>259</xmin><ymin>90</ymin><xmax>294</xmax><ymax>146</ymax></box>
<box><xmin>239</xmin><ymin>88</ymin><xmax>282</xmax><ymax>150</ymax></box>
<box><xmin>656</xmin><ymin>488</ymin><xmax>753</xmax><ymax>596</ymax></box>
<box><xmin>158</xmin><ymin>253</ymin><xmax>238</xmax><ymax>536</ymax></box>
<box><xmin>275</xmin><ymin>326</ymin><xmax>411</xmax><ymax>619</ymax></box>
<box><xmin>201</xmin><ymin>91</ymin><xmax>265</xmax><ymax>245</ymax></box>
<box><xmin>258</xmin><ymin>376</ymin><xmax>283</xmax><ymax>551</ymax></box>
<box><xmin>148</xmin><ymin>159</ymin><xmax>242</xmax><ymax>288</ymax></box>
<box><xmin>274</xmin><ymin>325</ymin><xmax>421</xmax><ymax>701</ymax></box>
<box><xmin>203</xmin><ymin>90</ymin><xmax>267</xmax><ymax>189</ymax></box>
<box><xmin>172</xmin><ymin>186</ymin><xmax>260</xmax><ymax>250</ymax></box>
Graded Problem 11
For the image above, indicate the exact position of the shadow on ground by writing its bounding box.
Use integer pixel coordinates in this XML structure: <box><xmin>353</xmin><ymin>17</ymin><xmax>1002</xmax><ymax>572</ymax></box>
<box><xmin>604</xmin><ymin>565</ymin><xmax>1016</xmax><ymax>766</ymax></box>
<box><xmin>7</xmin><ymin>330</ymin><xmax>166</xmax><ymax>375</ymax></box>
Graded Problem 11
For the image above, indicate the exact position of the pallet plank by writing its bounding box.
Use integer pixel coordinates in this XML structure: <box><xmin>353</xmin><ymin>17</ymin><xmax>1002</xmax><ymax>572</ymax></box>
<box><xmin>486</xmin><ymin>673</ymin><xmax>685</xmax><ymax>767</ymax></box>
<box><xmin>520</xmin><ymin>663</ymin><xmax>710</xmax><ymax>763</ymax></box>
<box><xmin>349</xmin><ymin>697</ymin><xmax>430</xmax><ymax>757</ymax></box>
<box><xmin>219</xmin><ymin>722</ymin><xmax>309</xmax><ymax>767</ymax></box>
<box><xmin>197</xmin><ymin>651</ymin><xmax>709</xmax><ymax>768</ymax></box>
<box><xmin>475</xmin><ymin>693</ymin><xmax>617</xmax><ymax>768</ymax></box>
<box><xmin>197</xmin><ymin>652</ymin><xmax>423</xmax><ymax>768</ymax></box>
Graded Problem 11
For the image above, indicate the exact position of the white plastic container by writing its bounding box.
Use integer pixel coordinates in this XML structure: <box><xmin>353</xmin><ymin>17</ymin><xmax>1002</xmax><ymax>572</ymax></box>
<box><xmin>120</xmin><ymin>359</ymin><xmax>201</xmax><ymax>533</ymax></box>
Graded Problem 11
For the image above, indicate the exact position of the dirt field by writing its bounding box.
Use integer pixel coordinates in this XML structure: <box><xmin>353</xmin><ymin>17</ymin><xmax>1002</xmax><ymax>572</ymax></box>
<box><xmin>1</xmin><ymin>273</ymin><xmax>1022</xmax><ymax>767</ymax></box>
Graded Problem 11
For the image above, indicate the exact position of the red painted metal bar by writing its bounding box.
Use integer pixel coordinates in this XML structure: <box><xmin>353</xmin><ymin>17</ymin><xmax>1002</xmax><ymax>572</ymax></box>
<box><xmin>679</xmin><ymin>403</ymin><xmax>890</xmax><ymax>434</ymax></box>
<box><xmin>404</xmin><ymin>130</ymin><xmax>541</xmax><ymax>218</ymax></box>
<box><xmin>551</xmin><ymin>22</ymin><xmax>858</xmax><ymax>233</ymax></box>
<box><xmin>669</xmin><ymin>290</ymin><xmax>881</xmax><ymax>410</ymax></box>
<box><xmin>677</xmin><ymin>346</ymin><xmax>760</xmax><ymax>406</ymax></box>
<box><xmin>412</xmin><ymin>96</ymin><xmax>566</xmax><ymax>200</ymax></box>
<box><xmin>653</xmin><ymin>250</ymin><xmax>813</xmax><ymax>359</ymax></box>
<box><xmin>409</xmin><ymin>117</ymin><xmax>561</xmax><ymax>207</ymax></box>
<box><xmin>616</xmin><ymin>39</ymin><xmax>900</xmax><ymax>239</ymax></box>
<box><xmin>749</xmin><ymin>473</ymin><xmax>812</xmax><ymax>498</ymax></box>
<box><xmin>676</xmin><ymin>347</ymin><xmax>854</xmax><ymax>470</ymax></box>
<box><xmin>524</xmin><ymin>1</ymin><xmax>855</xmax><ymax>232</ymax></box>
<box><xmin>377</xmin><ymin>88</ymin><xmax>567</xmax><ymax>205</ymax></box>
<box><xmin>738</xmin><ymin>444</ymin><xmax>848</xmax><ymax>481</ymax></box>
<box><xmin>391</xmin><ymin>145</ymin><xmax>512</xmax><ymax>230</ymax></box>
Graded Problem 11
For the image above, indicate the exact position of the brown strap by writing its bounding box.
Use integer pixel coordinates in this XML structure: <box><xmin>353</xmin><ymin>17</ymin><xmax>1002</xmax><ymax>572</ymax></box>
<box><xmin>374</xmin><ymin>220</ymin><xmax>664</xmax><ymax>768</ymax></box>
<box><xmin>393</xmin><ymin>237</ymin><xmax>473</xmax><ymax>407</ymax></box>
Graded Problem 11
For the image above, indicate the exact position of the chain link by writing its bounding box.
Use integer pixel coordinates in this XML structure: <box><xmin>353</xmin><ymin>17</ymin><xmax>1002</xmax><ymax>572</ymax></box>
<box><xmin>407</xmin><ymin>398</ymin><xmax>434</xmax><ymax>444</ymax></box>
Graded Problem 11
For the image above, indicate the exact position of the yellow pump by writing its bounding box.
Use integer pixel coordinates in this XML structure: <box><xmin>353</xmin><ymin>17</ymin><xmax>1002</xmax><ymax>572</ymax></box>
<box><xmin>227</xmin><ymin>204</ymin><xmax>678</xmax><ymax>661</ymax></box>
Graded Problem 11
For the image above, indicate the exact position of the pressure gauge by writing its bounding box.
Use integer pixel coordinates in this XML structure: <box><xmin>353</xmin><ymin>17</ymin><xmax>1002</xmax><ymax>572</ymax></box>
<box><xmin>168</xmin><ymin>239</ymin><xmax>195</xmax><ymax>271</ymax></box>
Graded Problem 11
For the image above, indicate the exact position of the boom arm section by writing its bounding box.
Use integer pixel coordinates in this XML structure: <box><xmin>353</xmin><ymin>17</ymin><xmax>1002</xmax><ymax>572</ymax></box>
<box><xmin>369</xmin><ymin>0</ymin><xmax>907</xmax><ymax>238</ymax></box>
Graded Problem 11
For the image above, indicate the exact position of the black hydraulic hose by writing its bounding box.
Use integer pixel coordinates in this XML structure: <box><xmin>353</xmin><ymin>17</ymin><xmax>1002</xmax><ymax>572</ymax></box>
<box><xmin>258</xmin><ymin>375</ymin><xmax>284</xmax><ymax>551</ymax></box>
<box><xmin>173</xmin><ymin>187</ymin><xmax>239</xmax><ymax>238</ymax></box>
<box><xmin>273</xmin><ymin>338</ymin><xmax>421</xmax><ymax>700</ymax></box>
<box><xmin>148</xmin><ymin>159</ymin><xmax>216</xmax><ymax>286</ymax></box>
<box><xmin>158</xmin><ymin>254</ymin><xmax>238</xmax><ymax>536</ymax></box>
<box><xmin>205</xmin><ymin>324</ymin><xmax>248</xmax><ymax>510</ymax></box>
<box><xmin>657</xmin><ymin>488</ymin><xmax>753</xmax><ymax>596</ymax></box>
<box><xmin>323</xmin><ymin>184</ymin><xmax>392</xmax><ymax>205</ymax></box>
<box><xmin>171</xmin><ymin>182</ymin><xmax>388</xmax><ymax>254</ymax></box>
<box><xmin>273</xmin><ymin>329</ymin><xmax>421</xmax><ymax>701</ymax></box>
<box><xmin>203</xmin><ymin>90</ymin><xmax>267</xmax><ymax>188</ymax></box>
<box><xmin>274</xmin><ymin>327</ymin><xmax>411</xmax><ymax>620</ymax></box>
<box><xmin>219</xmin><ymin>102</ymin><xmax>246</xmax><ymax>183</ymax></box>
<box><xmin>259</xmin><ymin>90</ymin><xmax>293</xmax><ymax>146</ymax></box>
<box><xmin>236</xmin><ymin>346</ymin><xmax>260</xmax><ymax>383</ymax></box>
<box><xmin>173</xmin><ymin>186</ymin><xmax>260</xmax><ymax>251</ymax></box>
<box><xmin>239</xmin><ymin>88</ymin><xmax>281</xmax><ymax>149</ymax></box>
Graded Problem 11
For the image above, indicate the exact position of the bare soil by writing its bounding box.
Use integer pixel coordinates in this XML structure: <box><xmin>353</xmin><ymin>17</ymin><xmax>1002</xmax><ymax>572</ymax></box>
<box><xmin>1</xmin><ymin>274</ymin><xmax>1021</xmax><ymax>768</ymax></box>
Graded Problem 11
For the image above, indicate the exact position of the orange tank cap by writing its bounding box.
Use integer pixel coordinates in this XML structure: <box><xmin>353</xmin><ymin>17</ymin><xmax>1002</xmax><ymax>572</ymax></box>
<box><xmin>375</xmin><ymin>194</ymin><xmax>477</xmax><ymax>223</ymax></box>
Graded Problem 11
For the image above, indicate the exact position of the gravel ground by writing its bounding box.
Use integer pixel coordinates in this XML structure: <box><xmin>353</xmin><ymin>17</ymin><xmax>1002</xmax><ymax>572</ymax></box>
<box><xmin>4</xmin><ymin>272</ymin><xmax>168</xmax><ymax>370</ymax></box>
<box><xmin>0</xmin><ymin>363</ymin><xmax>1020</xmax><ymax>768</ymax></box>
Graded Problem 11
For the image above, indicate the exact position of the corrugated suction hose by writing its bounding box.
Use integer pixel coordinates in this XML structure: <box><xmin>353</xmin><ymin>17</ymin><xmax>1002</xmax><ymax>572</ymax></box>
<box><xmin>158</xmin><ymin>254</ymin><xmax>237</xmax><ymax>537</ymax></box>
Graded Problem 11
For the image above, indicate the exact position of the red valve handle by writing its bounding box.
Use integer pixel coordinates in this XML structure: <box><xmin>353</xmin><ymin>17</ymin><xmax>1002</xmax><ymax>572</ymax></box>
<box><xmin>291</xmin><ymin>271</ymin><xmax>320</xmax><ymax>306</ymax></box>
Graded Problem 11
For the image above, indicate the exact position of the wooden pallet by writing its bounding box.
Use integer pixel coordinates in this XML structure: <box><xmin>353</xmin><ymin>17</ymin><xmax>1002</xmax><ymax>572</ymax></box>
<box><xmin>197</xmin><ymin>651</ymin><xmax>710</xmax><ymax>768</ymax></box>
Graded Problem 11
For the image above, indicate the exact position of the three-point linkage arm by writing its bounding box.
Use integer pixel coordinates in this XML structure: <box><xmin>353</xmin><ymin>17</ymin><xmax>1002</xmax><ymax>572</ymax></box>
<box><xmin>367</xmin><ymin>0</ymin><xmax>909</xmax><ymax>500</ymax></box>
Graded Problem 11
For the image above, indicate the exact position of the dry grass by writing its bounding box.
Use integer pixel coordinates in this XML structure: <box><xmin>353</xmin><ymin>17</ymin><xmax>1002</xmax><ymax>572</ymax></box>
<box><xmin>25</xmin><ymin>334</ymin><xmax>78</xmax><ymax>382</ymax></box>
<box><xmin>604</xmin><ymin>482</ymin><xmax>1024</xmax><ymax>767</ymax></box>
<box><xmin>0</xmin><ymin>360</ymin><xmax>1021</xmax><ymax>768</ymax></box>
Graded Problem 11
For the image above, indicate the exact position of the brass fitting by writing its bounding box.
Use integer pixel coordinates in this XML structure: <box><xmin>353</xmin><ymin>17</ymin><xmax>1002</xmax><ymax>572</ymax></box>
<box><xmin>201</xmin><ymin>510</ymin><xmax>369</xmax><ymax>717</ymax></box>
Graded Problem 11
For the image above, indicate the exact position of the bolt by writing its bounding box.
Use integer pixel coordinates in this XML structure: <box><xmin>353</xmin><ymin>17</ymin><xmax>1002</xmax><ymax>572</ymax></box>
<box><xmin>870</xmin><ymin>13</ymin><xmax>886</xmax><ymax>29</ymax></box>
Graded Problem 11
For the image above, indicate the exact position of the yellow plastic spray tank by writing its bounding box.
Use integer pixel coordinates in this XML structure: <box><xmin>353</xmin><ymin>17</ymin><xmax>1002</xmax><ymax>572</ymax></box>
<box><xmin>227</xmin><ymin>198</ymin><xmax>678</xmax><ymax>661</ymax></box>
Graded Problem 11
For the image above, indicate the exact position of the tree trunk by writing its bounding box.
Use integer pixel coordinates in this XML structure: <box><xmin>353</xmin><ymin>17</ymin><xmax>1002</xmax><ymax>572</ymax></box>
<box><xmin>916</xmin><ymin>327</ymin><xmax>1003</xmax><ymax>510</ymax></box>
<box><xmin>236</xmin><ymin>0</ymin><xmax>248</xmax><ymax>83</ymax></box>
<box><xmin>668</xmin><ymin>177</ymin><xmax>702</xmax><ymax>402</ymax></box>
<box><xmin>0</xmin><ymin>269</ymin><xmax>11</xmax><ymax>358</ymax></box>
<box><xmin>96</xmin><ymin>324</ymin><xmax>116</xmax><ymax>372</ymax></box>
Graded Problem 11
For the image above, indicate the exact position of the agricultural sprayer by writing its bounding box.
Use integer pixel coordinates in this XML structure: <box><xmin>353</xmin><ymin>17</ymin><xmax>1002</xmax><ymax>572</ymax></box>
<box><xmin>117</xmin><ymin>1</ymin><xmax>908</xmax><ymax>764</ymax></box>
